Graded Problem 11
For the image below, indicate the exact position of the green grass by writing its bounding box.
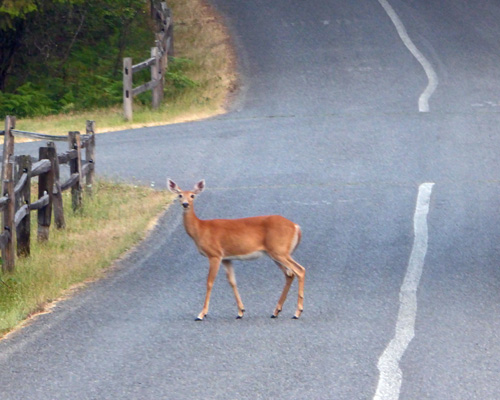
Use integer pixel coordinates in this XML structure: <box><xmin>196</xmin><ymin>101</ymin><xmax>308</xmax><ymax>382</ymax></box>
<box><xmin>0</xmin><ymin>181</ymin><xmax>173</xmax><ymax>337</ymax></box>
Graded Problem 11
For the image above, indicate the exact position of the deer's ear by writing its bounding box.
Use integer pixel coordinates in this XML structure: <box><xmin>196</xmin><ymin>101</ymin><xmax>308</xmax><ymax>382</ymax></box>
<box><xmin>167</xmin><ymin>178</ymin><xmax>181</xmax><ymax>194</ymax></box>
<box><xmin>193</xmin><ymin>179</ymin><xmax>205</xmax><ymax>194</ymax></box>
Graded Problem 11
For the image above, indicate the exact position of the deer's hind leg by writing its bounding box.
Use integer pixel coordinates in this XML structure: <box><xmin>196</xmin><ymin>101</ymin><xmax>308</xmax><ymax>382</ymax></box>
<box><xmin>270</xmin><ymin>254</ymin><xmax>305</xmax><ymax>319</ymax></box>
<box><xmin>222</xmin><ymin>260</ymin><xmax>245</xmax><ymax>319</ymax></box>
<box><xmin>271</xmin><ymin>261</ymin><xmax>295</xmax><ymax>318</ymax></box>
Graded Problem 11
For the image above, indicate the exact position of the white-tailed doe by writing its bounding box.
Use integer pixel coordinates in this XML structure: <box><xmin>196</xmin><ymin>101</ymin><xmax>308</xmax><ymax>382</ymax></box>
<box><xmin>168</xmin><ymin>179</ymin><xmax>306</xmax><ymax>320</ymax></box>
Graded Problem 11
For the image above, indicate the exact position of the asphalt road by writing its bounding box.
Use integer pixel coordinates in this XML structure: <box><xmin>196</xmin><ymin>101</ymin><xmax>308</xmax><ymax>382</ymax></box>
<box><xmin>2</xmin><ymin>0</ymin><xmax>500</xmax><ymax>399</ymax></box>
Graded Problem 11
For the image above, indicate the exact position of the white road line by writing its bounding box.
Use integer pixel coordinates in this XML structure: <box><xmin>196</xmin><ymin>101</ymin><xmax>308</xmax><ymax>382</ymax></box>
<box><xmin>377</xmin><ymin>0</ymin><xmax>438</xmax><ymax>112</ymax></box>
<box><xmin>374</xmin><ymin>182</ymin><xmax>435</xmax><ymax>400</ymax></box>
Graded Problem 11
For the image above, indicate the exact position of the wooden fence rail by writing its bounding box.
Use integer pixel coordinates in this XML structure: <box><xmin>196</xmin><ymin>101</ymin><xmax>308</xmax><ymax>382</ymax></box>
<box><xmin>123</xmin><ymin>1</ymin><xmax>174</xmax><ymax>121</ymax></box>
<box><xmin>0</xmin><ymin>116</ymin><xmax>96</xmax><ymax>272</ymax></box>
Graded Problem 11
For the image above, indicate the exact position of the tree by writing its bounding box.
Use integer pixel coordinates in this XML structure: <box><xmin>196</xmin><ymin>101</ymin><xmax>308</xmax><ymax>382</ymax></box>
<box><xmin>0</xmin><ymin>0</ymin><xmax>37</xmax><ymax>29</ymax></box>
<box><xmin>0</xmin><ymin>0</ymin><xmax>37</xmax><ymax>90</ymax></box>
<box><xmin>0</xmin><ymin>0</ymin><xmax>154</xmax><ymax>115</ymax></box>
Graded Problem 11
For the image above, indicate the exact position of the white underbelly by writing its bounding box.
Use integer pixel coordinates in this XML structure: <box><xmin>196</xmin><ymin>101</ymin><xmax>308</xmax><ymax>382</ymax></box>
<box><xmin>223</xmin><ymin>251</ymin><xmax>265</xmax><ymax>261</ymax></box>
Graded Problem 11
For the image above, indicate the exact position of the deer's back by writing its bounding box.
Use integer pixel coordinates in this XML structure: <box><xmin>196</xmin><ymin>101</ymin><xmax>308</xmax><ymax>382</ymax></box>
<box><xmin>197</xmin><ymin>215</ymin><xmax>299</xmax><ymax>259</ymax></box>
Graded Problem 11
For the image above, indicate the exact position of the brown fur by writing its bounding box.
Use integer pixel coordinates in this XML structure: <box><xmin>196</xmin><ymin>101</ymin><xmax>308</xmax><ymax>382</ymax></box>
<box><xmin>168</xmin><ymin>179</ymin><xmax>306</xmax><ymax>320</ymax></box>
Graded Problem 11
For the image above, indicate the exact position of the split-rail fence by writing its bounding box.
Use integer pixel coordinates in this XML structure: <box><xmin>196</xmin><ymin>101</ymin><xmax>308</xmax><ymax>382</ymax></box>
<box><xmin>0</xmin><ymin>115</ymin><xmax>96</xmax><ymax>273</ymax></box>
<box><xmin>123</xmin><ymin>1</ymin><xmax>174</xmax><ymax>120</ymax></box>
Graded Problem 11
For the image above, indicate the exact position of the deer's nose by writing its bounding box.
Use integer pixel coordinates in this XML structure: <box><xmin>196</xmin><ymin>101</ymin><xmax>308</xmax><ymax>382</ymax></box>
<box><xmin>182</xmin><ymin>202</ymin><xmax>189</xmax><ymax>209</ymax></box>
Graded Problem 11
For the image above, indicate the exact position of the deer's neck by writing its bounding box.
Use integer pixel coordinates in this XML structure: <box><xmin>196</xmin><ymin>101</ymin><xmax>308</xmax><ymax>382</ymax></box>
<box><xmin>183</xmin><ymin>206</ymin><xmax>201</xmax><ymax>240</ymax></box>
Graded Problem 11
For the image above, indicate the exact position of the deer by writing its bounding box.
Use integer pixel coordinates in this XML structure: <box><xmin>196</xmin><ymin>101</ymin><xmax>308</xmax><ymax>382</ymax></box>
<box><xmin>167</xmin><ymin>179</ymin><xmax>306</xmax><ymax>321</ymax></box>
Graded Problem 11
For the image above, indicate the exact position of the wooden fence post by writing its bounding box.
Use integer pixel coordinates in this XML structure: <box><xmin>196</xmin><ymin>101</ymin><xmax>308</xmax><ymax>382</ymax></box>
<box><xmin>0</xmin><ymin>117</ymin><xmax>97</xmax><ymax>258</ymax></box>
<box><xmin>2</xmin><ymin>116</ymin><xmax>15</xmax><ymax>196</ymax></box>
<box><xmin>37</xmin><ymin>147</ymin><xmax>55</xmax><ymax>241</ymax></box>
<box><xmin>16</xmin><ymin>155</ymin><xmax>31</xmax><ymax>256</ymax></box>
<box><xmin>158</xmin><ymin>3</ymin><xmax>172</xmax><ymax>71</ymax></box>
<box><xmin>123</xmin><ymin>3</ymin><xmax>173</xmax><ymax>118</ymax></box>
<box><xmin>123</xmin><ymin>57</ymin><xmax>133</xmax><ymax>121</ymax></box>
<box><xmin>68</xmin><ymin>131</ymin><xmax>82</xmax><ymax>211</ymax></box>
<box><xmin>85</xmin><ymin>120</ymin><xmax>96</xmax><ymax>197</ymax></box>
<box><xmin>1</xmin><ymin>116</ymin><xmax>16</xmax><ymax>271</ymax></box>
<box><xmin>151</xmin><ymin>47</ymin><xmax>162</xmax><ymax>109</ymax></box>
<box><xmin>2</xmin><ymin>161</ymin><xmax>15</xmax><ymax>271</ymax></box>
<box><xmin>166</xmin><ymin>6</ymin><xmax>174</xmax><ymax>57</ymax></box>
<box><xmin>47</xmin><ymin>142</ymin><xmax>65</xmax><ymax>229</ymax></box>
<box><xmin>157</xmin><ymin>32</ymin><xmax>168</xmax><ymax>74</ymax></box>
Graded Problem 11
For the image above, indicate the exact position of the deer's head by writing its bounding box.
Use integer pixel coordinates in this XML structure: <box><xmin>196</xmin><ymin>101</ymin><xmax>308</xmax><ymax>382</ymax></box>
<box><xmin>167</xmin><ymin>179</ymin><xmax>205</xmax><ymax>210</ymax></box>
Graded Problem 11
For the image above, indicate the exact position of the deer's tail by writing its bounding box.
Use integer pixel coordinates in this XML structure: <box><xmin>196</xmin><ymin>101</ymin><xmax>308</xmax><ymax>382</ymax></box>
<box><xmin>291</xmin><ymin>224</ymin><xmax>302</xmax><ymax>254</ymax></box>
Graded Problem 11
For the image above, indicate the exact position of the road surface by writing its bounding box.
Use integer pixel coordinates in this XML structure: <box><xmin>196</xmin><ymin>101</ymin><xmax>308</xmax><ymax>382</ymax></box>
<box><xmin>2</xmin><ymin>0</ymin><xmax>500</xmax><ymax>399</ymax></box>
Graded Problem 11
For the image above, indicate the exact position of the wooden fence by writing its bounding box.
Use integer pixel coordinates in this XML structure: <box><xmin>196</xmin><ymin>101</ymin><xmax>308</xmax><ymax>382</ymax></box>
<box><xmin>0</xmin><ymin>115</ymin><xmax>96</xmax><ymax>273</ymax></box>
<box><xmin>123</xmin><ymin>1</ymin><xmax>174</xmax><ymax>121</ymax></box>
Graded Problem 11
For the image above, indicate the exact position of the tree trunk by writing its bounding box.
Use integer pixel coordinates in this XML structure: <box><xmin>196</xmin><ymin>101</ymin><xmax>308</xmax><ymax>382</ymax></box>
<box><xmin>0</xmin><ymin>19</ymin><xmax>25</xmax><ymax>91</ymax></box>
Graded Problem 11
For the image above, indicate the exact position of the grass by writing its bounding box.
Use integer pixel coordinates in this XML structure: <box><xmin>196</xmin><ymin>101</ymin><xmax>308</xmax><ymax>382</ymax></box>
<box><xmin>12</xmin><ymin>0</ymin><xmax>237</xmax><ymax>136</ymax></box>
<box><xmin>0</xmin><ymin>181</ymin><xmax>174</xmax><ymax>338</ymax></box>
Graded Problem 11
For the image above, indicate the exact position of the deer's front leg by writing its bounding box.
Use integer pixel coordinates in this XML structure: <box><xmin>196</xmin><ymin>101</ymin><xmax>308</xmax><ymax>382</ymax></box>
<box><xmin>222</xmin><ymin>260</ymin><xmax>245</xmax><ymax>319</ymax></box>
<box><xmin>196</xmin><ymin>257</ymin><xmax>221</xmax><ymax>321</ymax></box>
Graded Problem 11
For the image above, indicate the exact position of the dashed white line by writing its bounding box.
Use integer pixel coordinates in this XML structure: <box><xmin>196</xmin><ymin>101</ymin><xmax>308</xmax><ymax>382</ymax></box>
<box><xmin>377</xmin><ymin>0</ymin><xmax>438</xmax><ymax>112</ymax></box>
<box><xmin>374</xmin><ymin>182</ymin><xmax>435</xmax><ymax>400</ymax></box>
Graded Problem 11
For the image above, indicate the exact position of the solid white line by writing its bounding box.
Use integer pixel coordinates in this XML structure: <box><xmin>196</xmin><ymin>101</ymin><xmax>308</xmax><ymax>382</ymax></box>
<box><xmin>374</xmin><ymin>182</ymin><xmax>435</xmax><ymax>400</ymax></box>
<box><xmin>377</xmin><ymin>0</ymin><xmax>438</xmax><ymax>112</ymax></box>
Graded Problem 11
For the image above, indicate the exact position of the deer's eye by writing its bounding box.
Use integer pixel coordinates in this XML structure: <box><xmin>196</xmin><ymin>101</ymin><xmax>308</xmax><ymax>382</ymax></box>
<box><xmin>178</xmin><ymin>194</ymin><xmax>182</xmax><ymax>198</ymax></box>
<box><xmin>190</xmin><ymin>194</ymin><xmax>195</xmax><ymax>199</ymax></box>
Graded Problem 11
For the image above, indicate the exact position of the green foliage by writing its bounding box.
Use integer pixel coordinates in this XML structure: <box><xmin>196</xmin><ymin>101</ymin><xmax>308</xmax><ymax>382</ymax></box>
<box><xmin>0</xmin><ymin>83</ymin><xmax>57</xmax><ymax>117</ymax></box>
<box><xmin>0</xmin><ymin>0</ymin><xmax>202</xmax><ymax>119</ymax></box>
<box><xmin>0</xmin><ymin>57</ymin><xmax>199</xmax><ymax>118</ymax></box>
<box><xmin>0</xmin><ymin>74</ymin><xmax>124</xmax><ymax>117</ymax></box>
<box><xmin>0</xmin><ymin>0</ymin><xmax>169</xmax><ymax>118</ymax></box>
<box><xmin>0</xmin><ymin>0</ymin><xmax>37</xmax><ymax>30</ymax></box>
<box><xmin>166</xmin><ymin>58</ymin><xmax>198</xmax><ymax>89</ymax></box>
<box><xmin>164</xmin><ymin>57</ymin><xmax>199</xmax><ymax>99</ymax></box>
